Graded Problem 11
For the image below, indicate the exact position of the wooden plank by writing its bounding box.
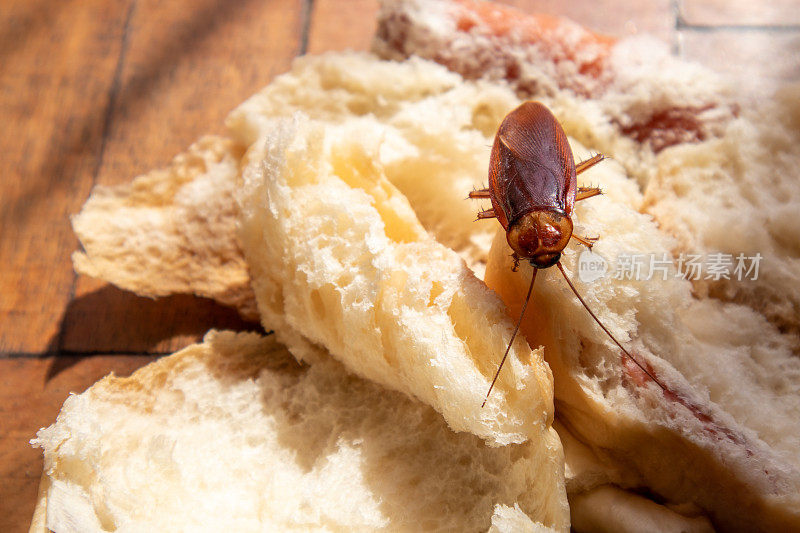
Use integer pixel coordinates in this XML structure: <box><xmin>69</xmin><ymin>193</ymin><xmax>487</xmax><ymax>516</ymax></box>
<box><xmin>307</xmin><ymin>0</ymin><xmax>380</xmax><ymax>53</ymax></box>
<box><xmin>0</xmin><ymin>355</ymin><xmax>157</xmax><ymax>533</ymax></box>
<box><xmin>0</xmin><ymin>0</ymin><xmax>134</xmax><ymax>354</ymax></box>
<box><xmin>92</xmin><ymin>0</ymin><xmax>306</xmax><ymax>184</ymax></box>
<box><xmin>64</xmin><ymin>0</ymin><xmax>305</xmax><ymax>354</ymax></box>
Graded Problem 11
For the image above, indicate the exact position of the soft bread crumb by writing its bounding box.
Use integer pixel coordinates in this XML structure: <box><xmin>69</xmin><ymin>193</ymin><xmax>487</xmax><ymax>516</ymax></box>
<box><xmin>72</xmin><ymin>136</ymin><xmax>258</xmax><ymax>320</ymax></box>
<box><xmin>227</xmin><ymin>52</ymin><xmax>521</xmax><ymax>275</ymax></box>
<box><xmin>237</xmin><ymin>114</ymin><xmax>560</xmax><ymax>449</ymax></box>
<box><xmin>33</xmin><ymin>331</ymin><xmax>567</xmax><ymax>532</ymax></box>
<box><xmin>484</xmin><ymin>136</ymin><xmax>800</xmax><ymax>531</ymax></box>
<box><xmin>644</xmin><ymin>84</ymin><xmax>800</xmax><ymax>337</ymax></box>
<box><xmin>374</xmin><ymin>0</ymin><xmax>800</xmax><ymax>342</ymax></box>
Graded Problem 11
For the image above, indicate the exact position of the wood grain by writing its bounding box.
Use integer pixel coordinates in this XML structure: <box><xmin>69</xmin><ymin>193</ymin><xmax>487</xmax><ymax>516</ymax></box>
<box><xmin>1</xmin><ymin>1</ymin><xmax>306</xmax><ymax>530</ymax></box>
<box><xmin>67</xmin><ymin>0</ymin><xmax>304</xmax><ymax>355</ymax></box>
<box><xmin>307</xmin><ymin>0</ymin><xmax>380</xmax><ymax>53</ymax></box>
<box><xmin>0</xmin><ymin>0</ymin><xmax>134</xmax><ymax>354</ymax></box>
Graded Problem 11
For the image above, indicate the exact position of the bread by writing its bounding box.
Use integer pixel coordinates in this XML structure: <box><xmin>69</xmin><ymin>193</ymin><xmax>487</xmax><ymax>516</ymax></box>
<box><xmin>71</xmin><ymin>136</ymin><xmax>258</xmax><ymax>320</ymax></box>
<box><xmin>64</xmin><ymin>52</ymin><xmax>572</xmax><ymax>531</ymax></box>
<box><xmin>376</xmin><ymin>1</ymin><xmax>800</xmax><ymax>529</ymax></box>
<box><xmin>375</xmin><ymin>0</ymin><xmax>800</xmax><ymax>338</ymax></box>
<box><xmin>484</xmin><ymin>157</ymin><xmax>800</xmax><ymax>531</ymax></box>
<box><xmin>30</xmin><ymin>331</ymin><xmax>564</xmax><ymax>532</ymax></box>
<box><xmin>53</xmin><ymin>0</ymin><xmax>800</xmax><ymax>530</ymax></box>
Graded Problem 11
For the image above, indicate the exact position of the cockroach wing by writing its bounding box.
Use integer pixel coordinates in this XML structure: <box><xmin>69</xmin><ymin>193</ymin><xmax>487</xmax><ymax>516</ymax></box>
<box><xmin>488</xmin><ymin>102</ymin><xmax>577</xmax><ymax>229</ymax></box>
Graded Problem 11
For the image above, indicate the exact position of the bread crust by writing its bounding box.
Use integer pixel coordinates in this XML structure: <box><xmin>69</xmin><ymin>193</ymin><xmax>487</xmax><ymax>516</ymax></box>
<box><xmin>32</xmin><ymin>331</ymin><xmax>569</xmax><ymax>531</ymax></box>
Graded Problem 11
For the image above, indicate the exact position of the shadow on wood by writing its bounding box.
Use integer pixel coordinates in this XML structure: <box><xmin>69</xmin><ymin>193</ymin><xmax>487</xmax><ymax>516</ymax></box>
<box><xmin>44</xmin><ymin>283</ymin><xmax>263</xmax><ymax>381</ymax></box>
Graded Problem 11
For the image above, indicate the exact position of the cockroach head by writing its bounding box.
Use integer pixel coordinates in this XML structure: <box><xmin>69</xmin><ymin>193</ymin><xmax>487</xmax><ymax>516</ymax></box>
<box><xmin>506</xmin><ymin>209</ymin><xmax>573</xmax><ymax>269</ymax></box>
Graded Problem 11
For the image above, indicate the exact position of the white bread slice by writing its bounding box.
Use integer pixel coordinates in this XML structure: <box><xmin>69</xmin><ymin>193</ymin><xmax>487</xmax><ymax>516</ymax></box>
<box><xmin>482</xmin><ymin>141</ymin><xmax>800</xmax><ymax>531</ymax></box>
<box><xmin>235</xmin><ymin>114</ymin><xmax>562</xmax><ymax>449</ymax></box>
<box><xmin>374</xmin><ymin>0</ymin><xmax>800</xmax><ymax>339</ymax></box>
<box><xmin>31</xmin><ymin>330</ymin><xmax>564</xmax><ymax>532</ymax></box>
<box><xmin>643</xmin><ymin>84</ymin><xmax>800</xmax><ymax>337</ymax></box>
<box><xmin>71</xmin><ymin>136</ymin><xmax>258</xmax><ymax>320</ymax></box>
<box><xmin>226</xmin><ymin>52</ymin><xmax>520</xmax><ymax>276</ymax></box>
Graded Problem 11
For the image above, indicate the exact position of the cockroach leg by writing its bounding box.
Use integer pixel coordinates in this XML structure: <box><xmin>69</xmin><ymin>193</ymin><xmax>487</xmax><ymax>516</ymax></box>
<box><xmin>476</xmin><ymin>208</ymin><xmax>496</xmax><ymax>220</ymax></box>
<box><xmin>469</xmin><ymin>188</ymin><xmax>491</xmax><ymax>199</ymax></box>
<box><xmin>576</xmin><ymin>186</ymin><xmax>602</xmax><ymax>202</ymax></box>
<box><xmin>511</xmin><ymin>253</ymin><xmax>521</xmax><ymax>272</ymax></box>
<box><xmin>575</xmin><ymin>153</ymin><xmax>605</xmax><ymax>175</ymax></box>
<box><xmin>571</xmin><ymin>234</ymin><xmax>599</xmax><ymax>249</ymax></box>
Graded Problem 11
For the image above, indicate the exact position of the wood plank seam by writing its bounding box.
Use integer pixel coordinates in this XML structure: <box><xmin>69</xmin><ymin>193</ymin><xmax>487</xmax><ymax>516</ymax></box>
<box><xmin>0</xmin><ymin>351</ymin><xmax>173</xmax><ymax>359</ymax></box>
<box><xmin>51</xmin><ymin>0</ymin><xmax>138</xmax><ymax>357</ymax></box>
<box><xmin>299</xmin><ymin>0</ymin><xmax>316</xmax><ymax>55</ymax></box>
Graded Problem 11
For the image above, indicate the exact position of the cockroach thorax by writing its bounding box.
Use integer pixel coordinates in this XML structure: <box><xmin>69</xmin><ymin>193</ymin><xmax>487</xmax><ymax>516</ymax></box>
<box><xmin>506</xmin><ymin>210</ymin><xmax>573</xmax><ymax>269</ymax></box>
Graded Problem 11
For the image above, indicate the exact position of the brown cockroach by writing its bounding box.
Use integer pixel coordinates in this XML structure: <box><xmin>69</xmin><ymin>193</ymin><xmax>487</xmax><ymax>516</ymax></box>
<box><xmin>471</xmin><ymin>101</ymin><xmax>666</xmax><ymax>407</ymax></box>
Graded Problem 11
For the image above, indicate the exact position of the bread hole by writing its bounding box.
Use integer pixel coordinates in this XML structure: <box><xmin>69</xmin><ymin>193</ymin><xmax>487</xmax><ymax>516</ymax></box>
<box><xmin>375</xmin><ymin>270</ymin><xmax>410</xmax><ymax>369</ymax></box>
<box><xmin>577</xmin><ymin>341</ymin><xmax>620</xmax><ymax>395</ymax></box>
<box><xmin>471</xmin><ymin>102</ymin><xmax>500</xmax><ymax>138</ymax></box>
<box><xmin>311</xmin><ymin>288</ymin><xmax>326</xmax><ymax>320</ymax></box>
<box><xmin>331</xmin><ymin>147</ymin><xmax>421</xmax><ymax>244</ymax></box>
<box><xmin>309</xmin><ymin>283</ymin><xmax>344</xmax><ymax>345</ymax></box>
<box><xmin>428</xmin><ymin>281</ymin><xmax>444</xmax><ymax>307</ymax></box>
<box><xmin>445</xmin><ymin>292</ymin><xmax>492</xmax><ymax>373</ymax></box>
<box><xmin>377</xmin><ymin>199</ymin><xmax>421</xmax><ymax>244</ymax></box>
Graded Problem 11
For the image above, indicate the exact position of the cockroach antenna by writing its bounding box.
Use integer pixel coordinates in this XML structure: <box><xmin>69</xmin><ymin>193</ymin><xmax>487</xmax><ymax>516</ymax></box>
<box><xmin>555</xmin><ymin>262</ymin><xmax>667</xmax><ymax>392</ymax></box>
<box><xmin>482</xmin><ymin>269</ymin><xmax>537</xmax><ymax>408</ymax></box>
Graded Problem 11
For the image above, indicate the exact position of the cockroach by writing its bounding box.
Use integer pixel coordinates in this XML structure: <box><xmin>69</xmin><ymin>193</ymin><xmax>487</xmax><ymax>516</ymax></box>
<box><xmin>471</xmin><ymin>101</ymin><xmax>666</xmax><ymax>407</ymax></box>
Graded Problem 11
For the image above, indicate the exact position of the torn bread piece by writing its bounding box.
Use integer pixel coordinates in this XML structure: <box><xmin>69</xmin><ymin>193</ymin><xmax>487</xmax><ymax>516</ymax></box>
<box><xmin>644</xmin><ymin>84</ymin><xmax>800</xmax><ymax>337</ymax></box>
<box><xmin>483</xmin><ymin>141</ymin><xmax>800</xmax><ymax>531</ymax></box>
<box><xmin>236</xmin><ymin>114</ymin><xmax>560</xmax><ymax>450</ymax></box>
<box><xmin>71</xmin><ymin>136</ymin><xmax>258</xmax><ymax>320</ymax></box>
<box><xmin>374</xmin><ymin>0</ymin><xmax>800</xmax><ymax>341</ymax></box>
<box><xmin>374</xmin><ymin>0</ymin><xmax>736</xmax><ymax>164</ymax></box>
<box><xmin>226</xmin><ymin>51</ymin><xmax>521</xmax><ymax>274</ymax></box>
<box><xmin>30</xmin><ymin>331</ymin><xmax>564</xmax><ymax>532</ymax></box>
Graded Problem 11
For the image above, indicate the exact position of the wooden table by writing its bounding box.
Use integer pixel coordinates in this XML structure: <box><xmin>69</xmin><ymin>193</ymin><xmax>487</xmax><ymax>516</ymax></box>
<box><xmin>2</xmin><ymin>1</ymin><xmax>796</xmax><ymax>530</ymax></box>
